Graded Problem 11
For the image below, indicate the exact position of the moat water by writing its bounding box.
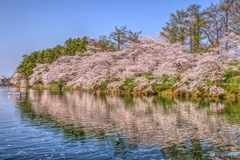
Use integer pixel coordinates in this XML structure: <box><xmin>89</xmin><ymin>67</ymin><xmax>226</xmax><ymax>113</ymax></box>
<box><xmin>1</xmin><ymin>86</ymin><xmax>240</xmax><ymax>159</ymax></box>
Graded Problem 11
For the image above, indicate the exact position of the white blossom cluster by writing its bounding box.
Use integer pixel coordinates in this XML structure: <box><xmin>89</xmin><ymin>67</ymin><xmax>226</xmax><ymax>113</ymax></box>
<box><xmin>10</xmin><ymin>72</ymin><xmax>26</xmax><ymax>87</ymax></box>
<box><xmin>12</xmin><ymin>34</ymin><xmax>240</xmax><ymax>94</ymax></box>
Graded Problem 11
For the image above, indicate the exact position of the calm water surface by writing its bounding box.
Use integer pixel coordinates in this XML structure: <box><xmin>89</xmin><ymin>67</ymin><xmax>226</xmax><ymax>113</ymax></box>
<box><xmin>1</xmin><ymin>87</ymin><xmax>240</xmax><ymax>159</ymax></box>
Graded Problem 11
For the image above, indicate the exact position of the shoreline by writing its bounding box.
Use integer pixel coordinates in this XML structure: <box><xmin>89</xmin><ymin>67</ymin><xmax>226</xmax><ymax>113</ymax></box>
<box><xmin>11</xmin><ymin>85</ymin><xmax>240</xmax><ymax>100</ymax></box>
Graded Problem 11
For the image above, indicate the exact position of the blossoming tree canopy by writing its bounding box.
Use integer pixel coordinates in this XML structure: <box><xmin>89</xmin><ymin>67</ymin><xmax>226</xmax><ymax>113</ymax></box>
<box><xmin>11</xmin><ymin>33</ymin><xmax>240</xmax><ymax>95</ymax></box>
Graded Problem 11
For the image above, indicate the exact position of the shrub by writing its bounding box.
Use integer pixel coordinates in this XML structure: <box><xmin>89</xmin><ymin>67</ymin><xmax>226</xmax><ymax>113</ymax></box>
<box><xmin>223</xmin><ymin>67</ymin><xmax>240</xmax><ymax>83</ymax></box>
<box><xmin>206</xmin><ymin>80</ymin><xmax>215</xmax><ymax>86</ymax></box>
<box><xmin>94</xmin><ymin>81</ymin><xmax>107</xmax><ymax>90</ymax></box>
<box><xmin>153</xmin><ymin>75</ymin><xmax>177</xmax><ymax>93</ymax></box>
<box><xmin>121</xmin><ymin>78</ymin><xmax>137</xmax><ymax>91</ymax></box>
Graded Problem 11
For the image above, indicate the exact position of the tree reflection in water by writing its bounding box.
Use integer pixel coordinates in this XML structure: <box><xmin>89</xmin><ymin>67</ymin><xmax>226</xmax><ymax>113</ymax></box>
<box><xmin>18</xmin><ymin>89</ymin><xmax>240</xmax><ymax>159</ymax></box>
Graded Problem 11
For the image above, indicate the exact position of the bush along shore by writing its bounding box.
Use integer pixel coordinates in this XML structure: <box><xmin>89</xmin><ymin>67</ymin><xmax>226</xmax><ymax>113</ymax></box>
<box><xmin>11</xmin><ymin>33</ymin><xmax>240</xmax><ymax>98</ymax></box>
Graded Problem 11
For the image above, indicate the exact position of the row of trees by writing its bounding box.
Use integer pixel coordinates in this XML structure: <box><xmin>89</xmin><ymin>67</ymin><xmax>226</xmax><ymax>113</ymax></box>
<box><xmin>17</xmin><ymin>26</ymin><xmax>141</xmax><ymax>79</ymax></box>
<box><xmin>16</xmin><ymin>0</ymin><xmax>240</xmax><ymax>80</ymax></box>
<box><xmin>17</xmin><ymin>37</ymin><xmax>88</xmax><ymax>78</ymax></box>
<box><xmin>160</xmin><ymin>0</ymin><xmax>240</xmax><ymax>53</ymax></box>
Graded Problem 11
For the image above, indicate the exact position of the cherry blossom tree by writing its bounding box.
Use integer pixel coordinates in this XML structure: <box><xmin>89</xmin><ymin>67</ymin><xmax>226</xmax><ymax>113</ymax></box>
<box><xmin>12</xmin><ymin>33</ymin><xmax>240</xmax><ymax>94</ymax></box>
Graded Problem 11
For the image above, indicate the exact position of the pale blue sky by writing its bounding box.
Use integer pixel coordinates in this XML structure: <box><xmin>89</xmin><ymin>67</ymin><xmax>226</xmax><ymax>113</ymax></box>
<box><xmin>0</xmin><ymin>0</ymin><xmax>220</xmax><ymax>76</ymax></box>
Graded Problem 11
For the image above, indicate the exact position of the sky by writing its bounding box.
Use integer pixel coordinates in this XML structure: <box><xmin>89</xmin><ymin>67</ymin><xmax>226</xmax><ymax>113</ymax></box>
<box><xmin>0</xmin><ymin>0</ymin><xmax>220</xmax><ymax>76</ymax></box>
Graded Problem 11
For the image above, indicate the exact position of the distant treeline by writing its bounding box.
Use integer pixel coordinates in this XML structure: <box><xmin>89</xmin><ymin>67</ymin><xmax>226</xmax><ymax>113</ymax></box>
<box><xmin>17</xmin><ymin>0</ymin><xmax>240</xmax><ymax>80</ymax></box>
<box><xmin>17</xmin><ymin>37</ymin><xmax>88</xmax><ymax>78</ymax></box>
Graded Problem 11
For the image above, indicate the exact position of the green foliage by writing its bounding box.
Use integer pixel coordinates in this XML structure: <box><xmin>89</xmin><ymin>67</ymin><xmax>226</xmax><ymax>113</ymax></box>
<box><xmin>121</xmin><ymin>78</ymin><xmax>137</xmax><ymax>91</ymax></box>
<box><xmin>17</xmin><ymin>54</ymin><xmax>37</xmax><ymax>78</ymax></box>
<box><xmin>110</xmin><ymin>25</ymin><xmax>129</xmax><ymax>51</ymax></box>
<box><xmin>222</xmin><ymin>68</ymin><xmax>240</xmax><ymax>94</ymax></box>
<box><xmin>153</xmin><ymin>84</ymin><xmax>170</xmax><ymax>93</ymax></box>
<box><xmin>153</xmin><ymin>75</ymin><xmax>177</xmax><ymax>93</ymax></box>
<box><xmin>224</xmin><ymin>84</ymin><xmax>240</xmax><ymax>94</ymax></box>
<box><xmin>48</xmin><ymin>83</ymin><xmax>60</xmax><ymax>90</ymax></box>
<box><xmin>57</xmin><ymin>79</ymin><xmax>65</xmax><ymax>90</ymax></box>
<box><xmin>184</xmin><ymin>81</ymin><xmax>190</xmax><ymax>86</ymax></box>
<box><xmin>141</xmin><ymin>74</ymin><xmax>153</xmax><ymax>80</ymax></box>
<box><xmin>16</xmin><ymin>26</ymin><xmax>141</xmax><ymax>81</ymax></box>
<box><xmin>64</xmin><ymin>37</ymin><xmax>88</xmax><ymax>56</ymax></box>
<box><xmin>230</xmin><ymin>76</ymin><xmax>240</xmax><ymax>84</ymax></box>
<box><xmin>223</xmin><ymin>67</ymin><xmax>240</xmax><ymax>83</ymax></box>
<box><xmin>94</xmin><ymin>78</ymin><xmax>120</xmax><ymax>90</ymax></box>
<box><xmin>94</xmin><ymin>81</ymin><xmax>107</xmax><ymax>90</ymax></box>
<box><xmin>17</xmin><ymin>37</ymin><xmax>89</xmax><ymax>80</ymax></box>
<box><xmin>109</xmin><ymin>25</ymin><xmax>141</xmax><ymax>50</ymax></box>
<box><xmin>89</xmin><ymin>35</ymin><xmax>117</xmax><ymax>52</ymax></box>
<box><xmin>161</xmin><ymin>74</ymin><xmax>171</xmax><ymax>83</ymax></box>
<box><xmin>48</xmin><ymin>79</ymin><xmax>66</xmax><ymax>90</ymax></box>
<box><xmin>32</xmin><ymin>83</ymin><xmax>44</xmax><ymax>89</ymax></box>
<box><xmin>206</xmin><ymin>79</ymin><xmax>215</xmax><ymax>86</ymax></box>
<box><xmin>229</xmin><ymin>61</ymin><xmax>239</xmax><ymax>66</ymax></box>
<box><xmin>64</xmin><ymin>85</ymin><xmax>75</xmax><ymax>91</ymax></box>
<box><xmin>161</xmin><ymin>4</ymin><xmax>205</xmax><ymax>53</ymax></box>
<box><xmin>196</xmin><ymin>86</ymin><xmax>204</xmax><ymax>92</ymax></box>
